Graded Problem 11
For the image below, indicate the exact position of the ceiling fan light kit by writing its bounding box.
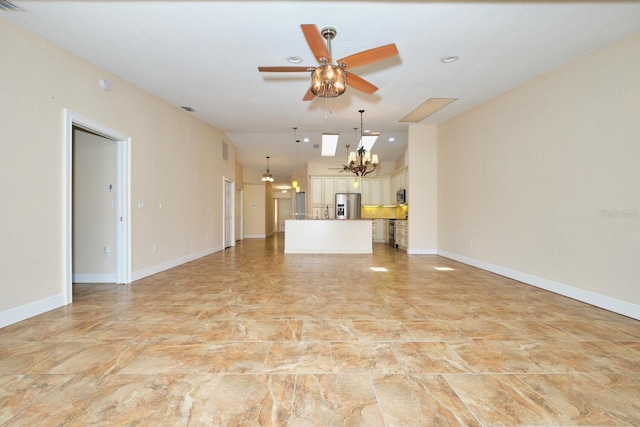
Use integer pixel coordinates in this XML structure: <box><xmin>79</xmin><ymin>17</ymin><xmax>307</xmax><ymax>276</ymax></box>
<box><xmin>311</xmin><ymin>65</ymin><xmax>346</xmax><ymax>98</ymax></box>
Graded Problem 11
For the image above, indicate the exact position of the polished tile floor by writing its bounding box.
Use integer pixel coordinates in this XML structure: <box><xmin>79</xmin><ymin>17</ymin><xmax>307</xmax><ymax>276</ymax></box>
<box><xmin>1</xmin><ymin>234</ymin><xmax>640</xmax><ymax>426</ymax></box>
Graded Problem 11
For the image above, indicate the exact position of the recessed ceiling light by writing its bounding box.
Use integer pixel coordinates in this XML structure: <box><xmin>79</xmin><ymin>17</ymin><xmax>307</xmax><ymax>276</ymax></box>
<box><xmin>388</xmin><ymin>137</ymin><xmax>395</xmax><ymax>142</ymax></box>
<box><xmin>287</xmin><ymin>55</ymin><xmax>303</xmax><ymax>64</ymax></box>
<box><xmin>441</xmin><ymin>56</ymin><xmax>459</xmax><ymax>63</ymax></box>
<box><xmin>303</xmin><ymin>137</ymin><xmax>310</xmax><ymax>143</ymax></box>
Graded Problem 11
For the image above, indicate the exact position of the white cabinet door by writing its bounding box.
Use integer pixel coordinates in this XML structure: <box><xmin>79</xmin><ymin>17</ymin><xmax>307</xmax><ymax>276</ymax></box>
<box><xmin>323</xmin><ymin>178</ymin><xmax>335</xmax><ymax>206</ymax></box>
<box><xmin>361</xmin><ymin>178</ymin><xmax>371</xmax><ymax>205</ymax></box>
<box><xmin>372</xmin><ymin>219</ymin><xmax>385</xmax><ymax>242</ymax></box>
<box><xmin>370</xmin><ymin>179</ymin><xmax>382</xmax><ymax>205</ymax></box>
<box><xmin>381</xmin><ymin>177</ymin><xmax>392</xmax><ymax>205</ymax></box>
<box><xmin>311</xmin><ymin>177</ymin><xmax>323</xmax><ymax>205</ymax></box>
<box><xmin>335</xmin><ymin>177</ymin><xmax>348</xmax><ymax>193</ymax></box>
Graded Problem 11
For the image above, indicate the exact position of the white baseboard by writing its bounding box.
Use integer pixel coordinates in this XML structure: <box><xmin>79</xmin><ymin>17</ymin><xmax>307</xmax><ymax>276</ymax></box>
<box><xmin>243</xmin><ymin>234</ymin><xmax>266</xmax><ymax>238</ymax></box>
<box><xmin>437</xmin><ymin>250</ymin><xmax>640</xmax><ymax>320</ymax></box>
<box><xmin>0</xmin><ymin>294</ymin><xmax>67</xmax><ymax>328</ymax></box>
<box><xmin>408</xmin><ymin>248</ymin><xmax>437</xmax><ymax>255</ymax></box>
<box><xmin>72</xmin><ymin>273</ymin><xmax>116</xmax><ymax>283</ymax></box>
<box><xmin>132</xmin><ymin>246</ymin><xmax>222</xmax><ymax>282</ymax></box>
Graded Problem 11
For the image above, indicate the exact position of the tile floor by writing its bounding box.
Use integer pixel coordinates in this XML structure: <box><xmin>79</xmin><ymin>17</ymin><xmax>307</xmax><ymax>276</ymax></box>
<box><xmin>1</xmin><ymin>235</ymin><xmax>640</xmax><ymax>426</ymax></box>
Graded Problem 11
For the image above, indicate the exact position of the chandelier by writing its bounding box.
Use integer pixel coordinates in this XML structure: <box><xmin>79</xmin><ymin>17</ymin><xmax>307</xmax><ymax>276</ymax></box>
<box><xmin>342</xmin><ymin>110</ymin><xmax>379</xmax><ymax>176</ymax></box>
<box><xmin>261</xmin><ymin>156</ymin><xmax>274</xmax><ymax>182</ymax></box>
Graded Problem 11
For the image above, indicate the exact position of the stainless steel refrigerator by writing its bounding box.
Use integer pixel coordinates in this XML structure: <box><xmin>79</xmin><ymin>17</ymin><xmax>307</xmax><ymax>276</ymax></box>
<box><xmin>335</xmin><ymin>193</ymin><xmax>361</xmax><ymax>220</ymax></box>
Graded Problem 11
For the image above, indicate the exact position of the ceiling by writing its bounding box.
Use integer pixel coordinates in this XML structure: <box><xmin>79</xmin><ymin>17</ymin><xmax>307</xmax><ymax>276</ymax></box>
<box><xmin>5</xmin><ymin>1</ymin><xmax>640</xmax><ymax>186</ymax></box>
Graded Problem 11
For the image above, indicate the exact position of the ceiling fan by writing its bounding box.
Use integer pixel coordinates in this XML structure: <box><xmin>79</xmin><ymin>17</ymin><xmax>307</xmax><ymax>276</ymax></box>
<box><xmin>258</xmin><ymin>24</ymin><xmax>399</xmax><ymax>101</ymax></box>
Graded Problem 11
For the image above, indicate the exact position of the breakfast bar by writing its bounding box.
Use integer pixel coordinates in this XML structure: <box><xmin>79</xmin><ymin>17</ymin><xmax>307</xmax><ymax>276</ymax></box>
<box><xmin>284</xmin><ymin>219</ymin><xmax>373</xmax><ymax>254</ymax></box>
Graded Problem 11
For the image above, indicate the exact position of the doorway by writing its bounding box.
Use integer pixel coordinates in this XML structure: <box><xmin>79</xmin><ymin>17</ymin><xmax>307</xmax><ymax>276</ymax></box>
<box><xmin>224</xmin><ymin>178</ymin><xmax>235</xmax><ymax>248</ymax></box>
<box><xmin>277</xmin><ymin>198</ymin><xmax>292</xmax><ymax>232</ymax></box>
<box><xmin>235</xmin><ymin>188</ymin><xmax>243</xmax><ymax>242</ymax></box>
<box><xmin>72</xmin><ymin>127</ymin><xmax>117</xmax><ymax>283</ymax></box>
<box><xmin>64</xmin><ymin>110</ymin><xmax>131</xmax><ymax>304</ymax></box>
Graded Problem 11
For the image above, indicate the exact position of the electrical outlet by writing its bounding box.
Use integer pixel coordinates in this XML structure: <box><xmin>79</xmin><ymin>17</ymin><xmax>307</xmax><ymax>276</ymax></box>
<box><xmin>103</xmin><ymin>246</ymin><xmax>110</xmax><ymax>258</ymax></box>
<box><xmin>153</xmin><ymin>244</ymin><xmax>157</xmax><ymax>253</ymax></box>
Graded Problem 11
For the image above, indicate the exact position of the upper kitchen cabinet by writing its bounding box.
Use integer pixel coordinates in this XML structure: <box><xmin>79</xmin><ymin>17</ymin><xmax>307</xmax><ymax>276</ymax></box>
<box><xmin>391</xmin><ymin>167</ymin><xmax>408</xmax><ymax>195</ymax></box>
<box><xmin>310</xmin><ymin>177</ymin><xmax>335</xmax><ymax>206</ymax></box>
<box><xmin>335</xmin><ymin>177</ymin><xmax>361</xmax><ymax>194</ymax></box>
<box><xmin>361</xmin><ymin>176</ymin><xmax>393</xmax><ymax>206</ymax></box>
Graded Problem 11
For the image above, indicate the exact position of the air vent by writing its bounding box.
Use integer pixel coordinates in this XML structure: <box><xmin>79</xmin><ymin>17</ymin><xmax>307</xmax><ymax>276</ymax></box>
<box><xmin>222</xmin><ymin>141</ymin><xmax>228</xmax><ymax>161</ymax></box>
<box><xmin>0</xmin><ymin>0</ymin><xmax>22</xmax><ymax>11</ymax></box>
<box><xmin>180</xmin><ymin>106</ymin><xmax>195</xmax><ymax>112</ymax></box>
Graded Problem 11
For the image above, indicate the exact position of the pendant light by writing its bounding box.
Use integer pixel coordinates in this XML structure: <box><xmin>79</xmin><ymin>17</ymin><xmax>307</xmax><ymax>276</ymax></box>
<box><xmin>261</xmin><ymin>156</ymin><xmax>274</xmax><ymax>182</ymax></box>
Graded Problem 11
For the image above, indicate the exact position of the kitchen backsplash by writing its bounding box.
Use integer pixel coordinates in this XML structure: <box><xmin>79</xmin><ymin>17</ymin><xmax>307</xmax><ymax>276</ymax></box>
<box><xmin>361</xmin><ymin>205</ymin><xmax>408</xmax><ymax>219</ymax></box>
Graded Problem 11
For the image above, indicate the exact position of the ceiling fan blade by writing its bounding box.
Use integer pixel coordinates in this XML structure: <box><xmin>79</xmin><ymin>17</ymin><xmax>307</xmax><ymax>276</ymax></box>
<box><xmin>258</xmin><ymin>66</ymin><xmax>311</xmax><ymax>72</ymax></box>
<box><xmin>302</xmin><ymin>87</ymin><xmax>315</xmax><ymax>101</ymax></box>
<box><xmin>346</xmin><ymin>72</ymin><xmax>378</xmax><ymax>95</ymax></box>
<box><xmin>301</xmin><ymin>24</ymin><xmax>331</xmax><ymax>63</ymax></box>
<box><xmin>337</xmin><ymin>43</ymin><xmax>398</xmax><ymax>69</ymax></box>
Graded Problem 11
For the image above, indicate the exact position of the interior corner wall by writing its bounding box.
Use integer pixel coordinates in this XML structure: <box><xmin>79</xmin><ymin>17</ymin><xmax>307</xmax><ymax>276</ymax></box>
<box><xmin>407</xmin><ymin>125</ymin><xmax>437</xmax><ymax>254</ymax></box>
<box><xmin>437</xmin><ymin>30</ymin><xmax>640</xmax><ymax>318</ymax></box>
<box><xmin>0</xmin><ymin>18</ymin><xmax>236</xmax><ymax>325</ymax></box>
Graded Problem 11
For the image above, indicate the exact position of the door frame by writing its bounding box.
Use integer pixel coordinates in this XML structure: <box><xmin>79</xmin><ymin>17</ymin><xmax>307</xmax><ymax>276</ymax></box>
<box><xmin>235</xmin><ymin>187</ymin><xmax>243</xmax><ymax>241</ymax></box>
<box><xmin>64</xmin><ymin>109</ymin><xmax>131</xmax><ymax>304</ymax></box>
<box><xmin>223</xmin><ymin>177</ymin><xmax>235</xmax><ymax>248</ymax></box>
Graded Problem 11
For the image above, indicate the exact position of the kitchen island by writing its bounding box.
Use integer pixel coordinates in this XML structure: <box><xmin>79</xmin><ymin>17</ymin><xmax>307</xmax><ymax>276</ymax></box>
<box><xmin>284</xmin><ymin>219</ymin><xmax>373</xmax><ymax>254</ymax></box>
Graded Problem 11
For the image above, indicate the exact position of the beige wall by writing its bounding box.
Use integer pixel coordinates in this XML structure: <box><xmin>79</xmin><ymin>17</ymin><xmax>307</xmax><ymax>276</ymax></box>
<box><xmin>0</xmin><ymin>19</ymin><xmax>236</xmax><ymax>320</ymax></box>
<box><xmin>243</xmin><ymin>183</ymin><xmax>267</xmax><ymax>238</ymax></box>
<box><xmin>234</xmin><ymin>160</ymin><xmax>244</xmax><ymax>190</ymax></box>
<box><xmin>407</xmin><ymin>125</ymin><xmax>438</xmax><ymax>253</ymax></box>
<box><xmin>438</xmin><ymin>31</ymin><xmax>640</xmax><ymax>311</ymax></box>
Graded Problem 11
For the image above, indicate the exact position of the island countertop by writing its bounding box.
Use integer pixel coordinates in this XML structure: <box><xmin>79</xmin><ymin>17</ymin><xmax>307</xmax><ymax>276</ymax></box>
<box><xmin>284</xmin><ymin>219</ymin><xmax>373</xmax><ymax>254</ymax></box>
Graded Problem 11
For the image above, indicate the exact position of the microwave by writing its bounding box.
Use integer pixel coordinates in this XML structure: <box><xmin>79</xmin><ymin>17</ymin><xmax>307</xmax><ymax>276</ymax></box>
<box><xmin>396</xmin><ymin>189</ymin><xmax>406</xmax><ymax>204</ymax></box>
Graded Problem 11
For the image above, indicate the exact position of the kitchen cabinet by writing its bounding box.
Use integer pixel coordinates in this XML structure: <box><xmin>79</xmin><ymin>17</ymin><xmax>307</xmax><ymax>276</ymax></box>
<box><xmin>391</xmin><ymin>167</ymin><xmax>408</xmax><ymax>196</ymax></box>
<box><xmin>383</xmin><ymin>220</ymin><xmax>390</xmax><ymax>244</ymax></box>
<box><xmin>395</xmin><ymin>219</ymin><xmax>408</xmax><ymax>250</ymax></box>
<box><xmin>371</xmin><ymin>219</ymin><xmax>385</xmax><ymax>242</ymax></box>
<box><xmin>310</xmin><ymin>176</ymin><xmax>363</xmax><ymax>219</ymax></box>
<box><xmin>310</xmin><ymin>177</ymin><xmax>335</xmax><ymax>206</ymax></box>
<box><xmin>361</xmin><ymin>176</ymin><xmax>392</xmax><ymax>206</ymax></box>
<box><xmin>361</xmin><ymin>179</ymin><xmax>371</xmax><ymax>205</ymax></box>
<box><xmin>335</xmin><ymin>177</ymin><xmax>360</xmax><ymax>194</ymax></box>
<box><xmin>380</xmin><ymin>176</ymin><xmax>392</xmax><ymax>205</ymax></box>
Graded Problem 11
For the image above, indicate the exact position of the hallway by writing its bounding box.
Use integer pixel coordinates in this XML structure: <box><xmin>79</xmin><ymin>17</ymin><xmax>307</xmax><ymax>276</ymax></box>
<box><xmin>1</xmin><ymin>235</ymin><xmax>640</xmax><ymax>425</ymax></box>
